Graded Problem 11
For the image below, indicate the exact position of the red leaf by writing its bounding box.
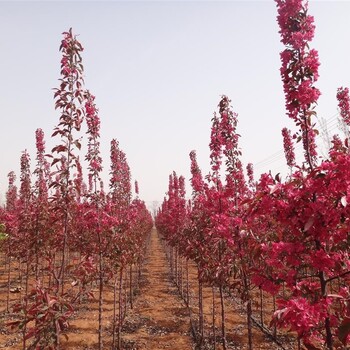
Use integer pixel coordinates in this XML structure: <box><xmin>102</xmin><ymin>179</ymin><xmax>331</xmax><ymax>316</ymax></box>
<box><xmin>74</xmin><ymin>140</ymin><xmax>81</xmax><ymax>150</ymax></box>
<box><xmin>51</xmin><ymin>158</ymin><xmax>60</xmax><ymax>167</ymax></box>
<box><xmin>52</xmin><ymin>145</ymin><xmax>67</xmax><ymax>153</ymax></box>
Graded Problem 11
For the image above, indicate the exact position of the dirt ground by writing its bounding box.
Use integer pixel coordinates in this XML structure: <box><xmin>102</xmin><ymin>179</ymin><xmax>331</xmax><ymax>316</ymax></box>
<box><xmin>0</xmin><ymin>229</ymin><xmax>296</xmax><ymax>349</ymax></box>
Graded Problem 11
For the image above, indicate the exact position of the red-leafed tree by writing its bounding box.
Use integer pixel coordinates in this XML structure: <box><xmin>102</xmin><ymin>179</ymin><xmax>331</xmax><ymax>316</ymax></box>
<box><xmin>50</xmin><ymin>28</ymin><xmax>85</xmax><ymax>304</ymax></box>
<box><xmin>109</xmin><ymin>138</ymin><xmax>131</xmax><ymax>349</ymax></box>
<box><xmin>248</xmin><ymin>2</ymin><xmax>350</xmax><ymax>349</ymax></box>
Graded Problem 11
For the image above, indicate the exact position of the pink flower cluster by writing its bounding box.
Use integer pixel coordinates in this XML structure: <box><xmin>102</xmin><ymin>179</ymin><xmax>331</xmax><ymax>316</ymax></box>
<box><xmin>274</xmin><ymin>297</ymin><xmax>331</xmax><ymax>339</ymax></box>
<box><xmin>281</xmin><ymin>127</ymin><xmax>296</xmax><ymax>168</ymax></box>
<box><xmin>85</xmin><ymin>91</ymin><xmax>103</xmax><ymax>178</ymax></box>
<box><xmin>246</xmin><ymin>163</ymin><xmax>254</xmax><ymax>188</ymax></box>
<box><xmin>19</xmin><ymin>150</ymin><xmax>31</xmax><ymax>204</ymax></box>
<box><xmin>110</xmin><ymin>139</ymin><xmax>131</xmax><ymax>208</ymax></box>
<box><xmin>189</xmin><ymin>150</ymin><xmax>204</xmax><ymax>194</ymax></box>
<box><xmin>134</xmin><ymin>180</ymin><xmax>139</xmax><ymax>196</ymax></box>
<box><xmin>276</xmin><ymin>0</ymin><xmax>320</xmax><ymax>168</ymax></box>
<box><xmin>6</xmin><ymin>171</ymin><xmax>17</xmax><ymax>211</ymax></box>
<box><xmin>337</xmin><ymin>87</ymin><xmax>350</xmax><ymax>126</ymax></box>
<box><xmin>276</xmin><ymin>0</ymin><xmax>315</xmax><ymax>49</ymax></box>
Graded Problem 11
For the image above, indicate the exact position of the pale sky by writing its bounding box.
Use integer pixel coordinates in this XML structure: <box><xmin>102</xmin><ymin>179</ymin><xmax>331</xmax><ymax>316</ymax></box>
<box><xmin>1</xmin><ymin>0</ymin><xmax>350</xmax><ymax>208</ymax></box>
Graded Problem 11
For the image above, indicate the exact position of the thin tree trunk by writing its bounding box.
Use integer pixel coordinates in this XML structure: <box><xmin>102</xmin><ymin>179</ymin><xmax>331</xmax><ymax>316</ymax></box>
<box><xmin>219</xmin><ymin>285</ymin><xmax>227</xmax><ymax>350</ymax></box>
<box><xmin>6</xmin><ymin>255</ymin><xmax>11</xmax><ymax>313</ymax></box>
<box><xmin>22</xmin><ymin>258</ymin><xmax>30</xmax><ymax>350</ymax></box>
<box><xmin>179</xmin><ymin>256</ymin><xmax>183</xmax><ymax>297</ymax></box>
<box><xmin>129</xmin><ymin>264</ymin><xmax>133</xmax><ymax>309</ymax></box>
<box><xmin>58</xmin><ymin>211</ymin><xmax>69</xmax><ymax>298</ymax></box>
<box><xmin>241</xmin><ymin>271</ymin><xmax>253</xmax><ymax>350</ymax></box>
<box><xmin>175</xmin><ymin>248</ymin><xmax>178</xmax><ymax>286</ymax></box>
<box><xmin>98</xmin><ymin>251</ymin><xmax>103</xmax><ymax>350</ymax></box>
<box><xmin>124</xmin><ymin>277</ymin><xmax>127</xmax><ymax>318</ymax></box>
<box><xmin>198</xmin><ymin>272</ymin><xmax>204</xmax><ymax>348</ymax></box>
<box><xmin>320</xmin><ymin>271</ymin><xmax>333</xmax><ymax>350</ymax></box>
<box><xmin>117</xmin><ymin>268</ymin><xmax>124</xmax><ymax>350</ymax></box>
<box><xmin>19</xmin><ymin>261</ymin><xmax>23</xmax><ymax>298</ymax></box>
<box><xmin>247</xmin><ymin>297</ymin><xmax>253</xmax><ymax>350</ymax></box>
<box><xmin>170</xmin><ymin>247</ymin><xmax>173</xmax><ymax>276</ymax></box>
<box><xmin>35</xmin><ymin>236</ymin><xmax>39</xmax><ymax>280</ymax></box>
<box><xmin>186</xmin><ymin>259</ymin><xmax>190</xmax><ymax>306</ymax></box>
<box><xmin>212</xmin><ymin>286</ymin><xmax>216</xmax><ymax>350</ymax></box>
<box><xmin>316</xmin><ymin>240</ymin><xmax>333</xmax><ymax>350</ymax></box>
<box><xmin>112</xmin><ymin>274</ymin><xmax>118</xmax><ymax>350</ymax></box>
<box><xmin>260</xmin><ymin>288</ymin><xmax>264</xmax><ymax>326</ymax></box>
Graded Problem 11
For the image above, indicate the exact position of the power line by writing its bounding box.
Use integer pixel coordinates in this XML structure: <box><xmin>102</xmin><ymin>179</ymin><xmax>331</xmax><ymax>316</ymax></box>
<box><xmin>253</xmin><ymin>112</ymin><xmax>344</xmax><ymax>175</ymax></box>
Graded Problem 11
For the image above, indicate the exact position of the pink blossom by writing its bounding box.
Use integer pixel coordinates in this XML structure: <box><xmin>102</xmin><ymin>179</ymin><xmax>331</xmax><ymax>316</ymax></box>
<box><xmin>19</xmin><ymin>150</ymin><xmax>31</xmax><ymax>205</ymax></box>
<box><xmin>304</xmin><ymin>49</ymin><xmax>320</xmax><ymax>79</ymax></box>
<box><xmin>273</xmin><ymin>297</ymin><xmax>330</xmax><ymax>337</ymax></box>
<box><xmin>276</xmin><ymin>0</ymin><xmax>320</xmax><ymax>169</ymax></box>
<box><xmin>246</xmin><ymin>163</ymin><xmax>254</xmax><ymax>188</ymax></box>
<box><xmin>6</xmin><ymin>171</ymin><xmax>17</xmax><ymax>211</ymax></box>
<box><xmin>297</xmin><ymin>80</ymin><xmax>321</xmax><ymax>108</ymax></box>
<box><xmin>282</xmin><ymin>127</ymin><xmax>296</xmax><ymax>168</ymax></box>
<box><xmin>302</xmin><ymin>127</ymin><xmax>318</xmax><ymax>164</ymax></box>
<box><xmin>276</xmin><ymin>0</ymin><xmax>315</xmax><ymax>49</ymax></box>
<box><xmin>189</xmin><ymin>150</ymin><xmax>204</xmax><ymax>194</ymax></box>
<box><xmin>110</xmin><ymin>139</ymin><xmax>131</xmax><ymax>208</ymax></box>
<box><xmin>330</xmin><ymin>134</ymin><xmax>344</xmax><ymax>152</ymax></box>
<box><xmin>85</xmin><ymin>91</ymin><xmax>103</xmax><ymax>184</ymax></box>
<box><xmin>337</xmin><ymin>86</ymin><xmax>350</xmax><ymax>126</ymax></box>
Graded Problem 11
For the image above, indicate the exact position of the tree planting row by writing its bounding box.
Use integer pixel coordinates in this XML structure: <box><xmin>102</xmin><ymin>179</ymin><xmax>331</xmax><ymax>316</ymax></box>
<box><xmin>156</xmin><ymin>1</ymin><xmax>350</xmax><ymax>350</ymax></box>
<box><xmin>0</xmin><ymin>28</ymin><xmax>153</xmax><ymax>349</ymax></box>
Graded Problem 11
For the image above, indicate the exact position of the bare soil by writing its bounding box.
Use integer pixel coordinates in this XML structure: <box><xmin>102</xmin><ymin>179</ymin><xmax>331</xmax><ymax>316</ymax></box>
<box><xmin>0</xmin><ymin>229</ymin><xmax>296</xmax><ymax>349</ymax></box>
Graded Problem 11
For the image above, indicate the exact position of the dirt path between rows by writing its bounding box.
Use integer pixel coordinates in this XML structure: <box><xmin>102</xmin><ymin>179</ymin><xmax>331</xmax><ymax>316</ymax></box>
<box><xmin>0</xmin><ymin>228</ymin><xmax>295</xmax><ymax>349</ymax></box>
<box><xmin>122</xmin><ymin>228</ymin><xmax>194</xmax><ymax>349</ymax></box>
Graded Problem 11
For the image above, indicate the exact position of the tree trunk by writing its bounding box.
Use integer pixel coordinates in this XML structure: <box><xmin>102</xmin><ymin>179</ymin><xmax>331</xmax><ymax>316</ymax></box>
<box><xmin>98</xmin><ymin>251</ymin><xmax>104</xmax><ymax>350</ymax></box>
<box><xmin>112</xmin><ymin>274</ymin><xmax>118</xmax><ymax>350</ymax></box>
<box><xmin>22</xmin><ymin>258</ymin><xmax>30</xmax><ymax>350</ymax></box>
<box><xmin>6</xmin><ymin>255</ymin><xmax>11</xmax><ymax>313</ymax></box>
<box><xmin>316</xmin><ymin>239</ymin><xmax>333</xmax><ymax>350</ymax></box>
<box><xmin>186</xmin><ymin>259</ymin><xmax>190</xmax><ymax>306</ymax></box>
<box><xmin>117</xmin><ymin>268</ymin><xmax>124</xmax><ymax>350</ymax></box>
<box><xmin>219</xmin><ymin>285</ymin><xmax>227</xmax><ymax>350</ymax></box>
<box><xmin>247</xmin><ymin>297</ymin><xmax>253</xmax><ymax>350</ymax></box>
<box><xmin>170</xmin><ymin>247</ymin><xmax>173</xmax><ymax>276</ymax></box>
<box><xmin>260</xmin><ymin>288</ymin><xmax>264</xmax><ymax>326</ymax></box>
<box><xmin>319</xmin><ymin>270</ymin><xmax>333</xmax><ymax>350</ymax></box>
<box><xmin>179</xmin><ymin>256</ymin><xmax>183</xmax><ymax>297</ymax></box>
<box><xmin>175</xmin><ymin>248</ymin><xmax>178</xmax><ymax>286</ymax></box>
<box><xmin>212</xmin><ymin>286</ymin><xmax>216</xmax><ymax>350</ymax></box>
<box><xmin>129</xmin><ymin>264</ymin><xmax>133</xmax><ymax>309</ymax></box>
<box><xmin>198</xmin><ymin>271</ymin><xmax>204</xmax><ymax>348</ymax></box>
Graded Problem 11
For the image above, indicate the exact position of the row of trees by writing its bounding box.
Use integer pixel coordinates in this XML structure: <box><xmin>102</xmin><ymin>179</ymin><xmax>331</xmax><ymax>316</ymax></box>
<box><xmin>156</xmin><ymin>1</ymin><xmax>350</xmax><ymax>349</ymax></box>
<box><xmin>0</xmin><ymin>28</ymin><xmax>153</xmax><ymax>349</ymax></box>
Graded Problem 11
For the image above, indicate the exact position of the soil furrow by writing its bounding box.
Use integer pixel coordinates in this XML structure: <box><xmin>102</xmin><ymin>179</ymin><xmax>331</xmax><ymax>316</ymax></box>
<box><xmin>122</xmin><ymin>228</ymin><xmax>194</xmax><ymax>349</ymax></box>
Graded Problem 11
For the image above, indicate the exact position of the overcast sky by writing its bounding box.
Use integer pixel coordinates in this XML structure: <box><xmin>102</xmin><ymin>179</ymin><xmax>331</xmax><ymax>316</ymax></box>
<box><xmin>1</xmin><ymin>0</ymin><xmax>350</xmax><ymax>208</ymax></box>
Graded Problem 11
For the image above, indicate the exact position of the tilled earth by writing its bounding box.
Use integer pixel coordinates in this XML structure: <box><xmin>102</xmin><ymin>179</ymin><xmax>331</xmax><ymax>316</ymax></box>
<box><xmin>0</xmin><ymin>229</ymin><xmax>296</xmax><ymax>349</ymax></box>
